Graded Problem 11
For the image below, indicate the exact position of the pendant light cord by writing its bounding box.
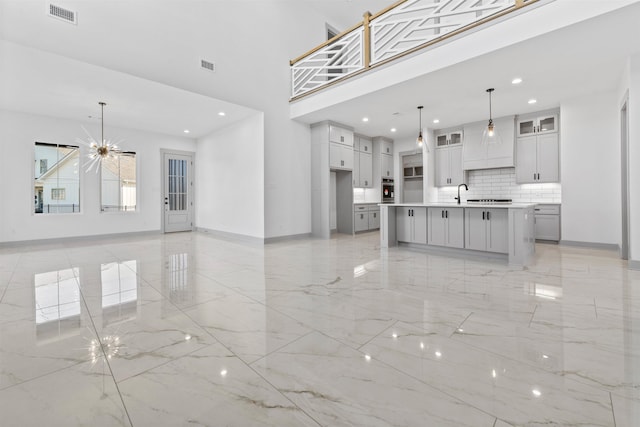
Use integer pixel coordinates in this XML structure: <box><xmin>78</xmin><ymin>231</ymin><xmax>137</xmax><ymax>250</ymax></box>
<box><xmin>99</xmin><ymin>101</ymin><xmax>106</xmax><ymax>146</ymax></box>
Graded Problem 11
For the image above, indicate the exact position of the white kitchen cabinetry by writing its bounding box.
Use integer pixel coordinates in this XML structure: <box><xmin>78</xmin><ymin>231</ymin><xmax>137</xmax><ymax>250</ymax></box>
<box><xmin>427</xmin><ymin>207</ymin><xmax>464</xmax><ymax>248</ymax></box>
<box><xmin>435</xmin><ymin>130</ymin><xmax>463</xmax><ymax>148</ymax></box>
<box><xmin>330</xmin><ymin>125</ymin><xmax>354</xmax><ymax>146</ymax></box>
<box><xmin>396</xmin><ymin>207</ymin><xmax>427</xmax><ymax>244</ymax></box>
<box><xmin>517</xmin><ymin>114</ymin><xmax>557</xmax><ymax>137</ymax></box>
<box><xmin>516</xmin><ymin>133</ymin><xmax>559</xmax><ymax>183</ymax></box>
<box><xmin>330</xmin><ymin>143</ymin><xmax>354</xmax><ymax>170</ymax></box>
<box><xmin>353</xmin><ymin>135</ymin><xmax>373</xmax><ymax>187</ymax></box>
<box><xmin>534</xmin><ymin>204</ymin><xmax>560</xmax><ymax>241</ymax></box>
<box><xmin>435</xmin><ymin>145</ymin><xmax>463</xmax><ymax>186</ymax></box>
<box><xmin>381</xmin><ymin>151</ymin><xmax>393</xmax><ymax>178</ymax></box>
<box><xmin>463</xmin><ymin>116</ymin><xmax>515</xmax><ymax>170</ymax></box>
<box><xmin>354</xmin><ymin>205</ymin><xmax>380</xmax><ymax>232</ymax></box>
<box><xmin>464</xmin><ymin>208</ymin><xmax>508</xmax><ymax>253</ymax></box>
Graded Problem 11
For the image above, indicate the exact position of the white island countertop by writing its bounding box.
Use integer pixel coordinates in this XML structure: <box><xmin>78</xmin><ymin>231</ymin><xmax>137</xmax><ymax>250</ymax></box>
<box><xmin>381</xmin><ymin>202</ymin><xmax>538</xmax><ymax>209</ymax></box>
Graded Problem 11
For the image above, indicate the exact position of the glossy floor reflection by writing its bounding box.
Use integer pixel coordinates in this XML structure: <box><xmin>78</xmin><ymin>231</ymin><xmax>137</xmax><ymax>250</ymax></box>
<box><xmin>1</xmin><ymin>231</ymin><xmax>639</xmax><ymax>426</ymax></box>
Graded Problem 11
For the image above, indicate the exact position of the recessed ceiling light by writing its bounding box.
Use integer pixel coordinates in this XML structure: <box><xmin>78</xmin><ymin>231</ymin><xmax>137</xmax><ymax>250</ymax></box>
<box><xmin>183</xmin><ymin>130</ymin><xmax>190</xmax><ymax>134</ymax></box>
<box><xmin>433</xmin><ymin>119</ymin><xmax>440</xmax><ymax>124</ymax></box>
<box><xmin>390</xmin><ymin>128</ymin><xmax>397</xmax><ymax>132</ymax></box>
<box><xmin>218</xmin><ymin>111</ymin><xmax>226</xmax><ymax>116</ymax></box>
<box><xmin>362</xmin><ymin>117</ymin><xmax>369</xmax><ymax>122</ymax></box>
<box><xmin>512</xmin><ymin>77</ymin><xmax>523</xmax><ymax>85</ymax></box>
<box><xmin>528</xmin><ymin>99</ymin><xmax>537</xmax><ymax>104</ymax></box>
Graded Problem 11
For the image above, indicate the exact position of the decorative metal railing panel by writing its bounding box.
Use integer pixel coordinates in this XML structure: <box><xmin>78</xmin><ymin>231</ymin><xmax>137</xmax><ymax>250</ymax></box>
<box><xmin>371</xmin><ymin>0</ymin><xmax>514</xmax><ymax>65</ymax></box>
<box><xmin>291</xmin><ymin>28</ymin><xmax>364</xmax><ymax>98</ymax></box>
<box><xmin>290</xmin><ymin>0</ymin><xmax>539</xmax><ymax>99</ymax></box>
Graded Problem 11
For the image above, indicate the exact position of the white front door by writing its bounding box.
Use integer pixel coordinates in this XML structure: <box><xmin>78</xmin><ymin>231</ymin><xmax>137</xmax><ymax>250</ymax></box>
<box><xmin>163</xmin><ymin>152</ymin><xmax>193</xmax><ymax>233</ymax></box>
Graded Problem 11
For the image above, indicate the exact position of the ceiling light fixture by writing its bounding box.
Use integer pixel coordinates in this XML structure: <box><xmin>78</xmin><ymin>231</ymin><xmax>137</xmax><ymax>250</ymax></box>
<box><xmin>481</xmin><ymin>88</ymin><xmax>502</xmax><ymax>145</ymax></box>
<box><xmin>416</xmin><ymin>106</ymin><xmax>428</xmax><ymax>152</ymax></box>
<box><xmin>512</xmin><ymin>77</ymin><xmax>523</xmax><ymax>85</ymax></box>
<box><xmin>528</xmin><ymin>99</ymin><xmax>537</xmax><ymax>104</ymax></box>
<box><xmin>362</xmin><ymin>117</ymin><xmax>369</xmax><ymax>122</ymax></box>
<box><xmin>184</xmin><ymin>129</ymin><xmax>190</xmax><ymax>134</ymax></box>
<box><xmin>218</xmin><ymin>111</ymin><xmax>226</xmax><ymax>116</ymax></box>
<box><xmin>78</xmin><ymin>102</ymin><xmax>122</xmax><ymax>173</ymax></box>
<box><xmin>433</xmin><ymin>119</ymin><xmax>440</xmax><ymax>124</ymax></box>
<box><xmin>390</xmin><ymin>128</ymin><xmax>397</xmax><ymax>132</ymax></box>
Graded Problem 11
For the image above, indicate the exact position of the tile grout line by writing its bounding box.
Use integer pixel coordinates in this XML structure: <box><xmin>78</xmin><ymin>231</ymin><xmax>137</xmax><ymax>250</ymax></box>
<box><xmin>593</xmin><ymin>297</ymin><xmax>598</xmax><ymax>319</ymax></box>
<box><xmin>492</xmin><ymin>417</ymin><xmax>498</xmax><ymax>427</ymax></box>
<box><xmin>450</xmin><ymin>311</ymin><xmax>474</xmax><ymax>338</ymax></box>
<box><xmin>357</xmin><ymin>319</ymin><xmax>399</xmax><ymax>351</ymax></box>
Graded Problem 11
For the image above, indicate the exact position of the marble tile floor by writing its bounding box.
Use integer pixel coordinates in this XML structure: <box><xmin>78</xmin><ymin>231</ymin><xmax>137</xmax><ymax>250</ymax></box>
<box><xmin>1</xmin><ymin>231</ymin><xmax>639</xmax><ymax>426</ymax></box>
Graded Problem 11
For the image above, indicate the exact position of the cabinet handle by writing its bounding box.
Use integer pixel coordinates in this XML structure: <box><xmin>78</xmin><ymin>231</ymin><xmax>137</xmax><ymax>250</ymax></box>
<box><xmin>374</xmin><ymin>213</ymin><xmax>376</xmax><ymax>218</ymax></box>
<box><xmin>365</xmin><ymin>146</ymin><xmax>368</xmax><ymax>152</ymax></box>
<box><xmin>487</xmin><ymin>211</ymin><xmax>491</xmax><ymax>221</ymax></box>
<box><xmin>361</xmin><ymin>214</ymin><xmax>364</xmax><ymax>219</ymax></box>
<box><xmin>482</xmin><ymin>211</ymin><xmax>485</xmax><ymax>220</ymax></box>
<box><xmin>341</xmin><ymin>136</ymin><xmax>344</xmax><ymax>142</ymax></box>
<box><xmin>441</xmin><ymin>210</ymin><xmax>444</xmax><ymax>218</ymax></box>
<box><xmin>341</xmin><ymin>160</ymin><xmax>344</xmax><ymax>166</ymax></box>
<box><xmin>537</xmin><ymin>173</ymin><xmax>540</xmax><ymax>180</ymax></box>
<box><xmin>445</xmin><ymin>210</ymin><xmax>448</xmax><ymax>219</ymax></box>
<box><xmin>534</xmin><ymin>173</ymin><xmax>536</xmax><ymax>181</ymax></box>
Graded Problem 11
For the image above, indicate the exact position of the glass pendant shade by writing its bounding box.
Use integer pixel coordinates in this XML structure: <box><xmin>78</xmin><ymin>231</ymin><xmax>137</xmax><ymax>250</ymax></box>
<box><xmin>416</xmin><ymin>105</ymin><xmax>428</xmax><ymax>152</ymax></box>
<box><xmin>481</xmin><ymin>88</ymin><xmax>502</xmax><ymax>145</ymax></box>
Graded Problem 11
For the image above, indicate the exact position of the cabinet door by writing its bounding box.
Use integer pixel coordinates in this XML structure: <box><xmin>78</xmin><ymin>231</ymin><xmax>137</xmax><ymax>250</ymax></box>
<box><xmin>358</xmin><ymin>137</ymin><xmax>372</xmax><ymax>153</ymax></box>
<box><xmin>329</xmin><ymin>143</ymin><xmax>342</xmax><ymax>169</ymax></box>
<box><xmin>368</xmin><ymin>211</ymin><xmax>380</xmax><ymax>230</ymax></box>
<box><xmin>436</xmin><ymin>133</ymin><xmax>448</xmax><ymax>147</ymax></box>
<box><xmin>486</xmin><ymin>209</ymin><xmax>508</xmax><ymax>254</ymax></box>
<box><xmin>413</xmin><ymin>207</ymin><xmax>428</xmax><ymax>244</ymax></box>
<box><xmin>435</xmin><ymin>148</ymin><xmax>449</xmax><ymax>187</ymax></box>
<box><xmin>354</xmin><ymin>212</ymin><xmax>369</xmax><ymax>232</ymax></box>
<box><xmin>359</xmin><ymin>152</ymin><xmax>373</xmax><ymax>187</ymax></box>
<box><xmin>342</xmin><ymin>130</ymin><xmax>354</xmax><ymax>148</ymax></box>
<box><xmin>381</xmin><ymin>140</ymin><xmax>393</xmax><ymax>155</ymax></box>
<box><xmin>341</xmin><ymin>145</ymin><xmax>354</xmax><ymax>170</ymax></box>
<box><xmin>353</xmin><ymin>148</ymin><xmax>360</xmax><ymax>186</ymax></box>
<box><xmin>516</xmin><ymin>136</ymin><xmax>537</xmax><ymax>183</ymax></box>
<box><xmin>536</xmin><ymin>133</ymin><xmax>559</xmax><ymax>183</ymax></box>
<box><xmin>449</xmin><ymin>131</ymin><xmax>463</xmax><ymax>146</ymax></box>
<box><xmin>462</xmin><ymin>122</ymin><xmax>486</xmax><ymax>169</ymax></box>
<box><xmin>517</xmin><ymin>118</ymin><xmax>536</xmax><ymax>137</ymax></box>
<box><xmin>381</xmin><ymin>153</ymin><xmax>393</xmax><ymax>178</ymax></box>
<box><xmin>396</xmin><ymin>207</ymin><xmax>413</xmax><ymax>242</ymax></box>
<box><xmin>428</xmin><ymin>208</ymin><xmax>447</xmax><ymax>246</ymax></box>
<box><xmin>446</xmin><ymin>208</ymin><xmax>464</xmax><ymax>248</ymax></box>
<box><xmin>465</xmin><ymin>208</ymin><xmax>486</xmax><ymax>251</ymax></box>
<box><xmin>535</xmin><ymin>214</ymin><xmax>560</xmax><ymax>241</ymax></box>
<box><xmin>449</xmin><ymin>145</ymin><xmax>464</xmax><ymax>186</ymax></box>
<box><xmin>537</xmin><ymin>115</ymin><xmax>557</xmax><ymax>134</ymax></box>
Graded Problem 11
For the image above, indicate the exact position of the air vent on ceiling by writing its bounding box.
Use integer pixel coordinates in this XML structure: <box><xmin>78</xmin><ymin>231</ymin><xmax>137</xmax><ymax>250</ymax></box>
<box><xmin>201</xmin><ymin>59</ymin><xmax>216</xmax><ymax>73</ymax></box>
<box><xmin>48</xmin><ymin>3</ymin><xmax>77</xmax><ymax>24</ymax></box>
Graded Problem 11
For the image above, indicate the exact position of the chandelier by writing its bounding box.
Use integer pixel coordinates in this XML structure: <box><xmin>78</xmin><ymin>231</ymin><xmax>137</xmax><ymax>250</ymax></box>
<box><xmin>78</xmin><ymin>101</ymin><xmax>122</xmax><ymax>173</ymax></box>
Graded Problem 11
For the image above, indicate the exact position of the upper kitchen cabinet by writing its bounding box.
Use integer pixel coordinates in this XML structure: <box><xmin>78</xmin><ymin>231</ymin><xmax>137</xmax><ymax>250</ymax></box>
<box><xmin>435</xmin><ymin>130</ymin><xmax>463</xmax><ymax>148</ymax></box>
<box><xmin>517</xmin><ymin>113</ymin><xmax>558</xmax><ymax>137</ymax></box>
<box><xmin>516</xmin><ymin>133</ymin><xmax>559</xmax><ymax>183</ymax></box>
<box><xmin>354</xmin><ymin>135</ymin><xmax>373</xmax><ymax>187</ymax></box>
<box><xmin>435</xmin><ymin>144</ymin><xmax>463</xmax><ymax>187</ymax></box>
<box><xmin>463</xmin><ymin>116</ymin><xmax>515</xmax><ymax>170</ymax></box>
<box><xmin>373</xmin><ymin>137</ymin><xmax>394</xmax><ymax>179</ymax></box>
<box><xmin>329</xmin><ymin>125</ymin><xmax>355</xmax><ymax>146</ymax></box>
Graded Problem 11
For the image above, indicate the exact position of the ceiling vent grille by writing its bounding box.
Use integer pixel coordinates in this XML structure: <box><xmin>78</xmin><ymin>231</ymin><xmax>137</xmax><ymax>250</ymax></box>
<box><xmin>200</xmin><ymin>59</ymin><xmax>216</xmax><ymax>72</ymax></box>
<box><xmin>48</xmin><ymin>4</ymin><xmax>77</xmax><ymax>25</ymax></box>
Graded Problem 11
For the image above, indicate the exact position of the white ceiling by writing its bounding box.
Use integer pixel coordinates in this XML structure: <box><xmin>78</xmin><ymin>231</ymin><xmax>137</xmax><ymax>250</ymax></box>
<box><xmin>292</xmin><ymin>1</ymin><xmax>640</xmax><ymax>139</ymax></box>
<box><xmin>0</xmin><ymin>0</ymin><xmax>638</xmax><ymax>141</ymax></box>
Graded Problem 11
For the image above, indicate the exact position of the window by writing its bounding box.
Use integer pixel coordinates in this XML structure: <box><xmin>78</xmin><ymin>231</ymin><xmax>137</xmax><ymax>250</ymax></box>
<box><xmin>101</xmin><ymin>152</ymin><xmax>136</xmax><ymax>212</ymax></box>
<box><xmin>34</xmin><ymin>142</ymin><xmax>80</xmax><ymax>214</ymax></box>
<box><xmin>51</xmin><ymin>188</ymin><xmax>66</xmax><ymax>200</ymax></box>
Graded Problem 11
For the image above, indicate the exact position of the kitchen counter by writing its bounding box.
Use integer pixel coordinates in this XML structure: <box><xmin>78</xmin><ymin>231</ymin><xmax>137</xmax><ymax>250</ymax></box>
<box><xmin>379</xmin><ymin>203</ymin><xmax>535</xmax><ymax>266</ymax></box>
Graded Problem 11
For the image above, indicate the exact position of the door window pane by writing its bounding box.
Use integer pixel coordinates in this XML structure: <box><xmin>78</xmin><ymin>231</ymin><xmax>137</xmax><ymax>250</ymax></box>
<box><xmin>168</xmin><ymin>159</ymin><xmax>187</xmax><ymax>211</ymax></box>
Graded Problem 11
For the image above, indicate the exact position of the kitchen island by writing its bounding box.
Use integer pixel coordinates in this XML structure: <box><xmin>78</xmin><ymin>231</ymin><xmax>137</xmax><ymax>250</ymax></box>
<box><xmin>380</xmin><ymin>202</ymin><xmax>536</xmax><ymax>266</ymax></box>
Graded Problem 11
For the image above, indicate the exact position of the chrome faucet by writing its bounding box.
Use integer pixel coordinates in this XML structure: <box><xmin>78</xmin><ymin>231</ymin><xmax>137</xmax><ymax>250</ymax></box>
<box><xmin>455</xmin><ymin>183</ymin><xmax>468</xmax><ymax>205</ymax></box>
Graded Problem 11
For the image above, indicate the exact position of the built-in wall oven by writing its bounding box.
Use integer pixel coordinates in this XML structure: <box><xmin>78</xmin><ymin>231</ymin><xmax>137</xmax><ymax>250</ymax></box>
<box><xmin>382</xmin><ymin>178</ymin><xmax>395</xmax><ymax>203</ymax></box>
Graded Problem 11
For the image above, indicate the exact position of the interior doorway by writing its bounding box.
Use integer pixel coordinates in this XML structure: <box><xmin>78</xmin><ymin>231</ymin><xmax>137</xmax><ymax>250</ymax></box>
<box><xmin>162</xmin><ymin>150</ymin><xmax>194</xmax><ymax>233</ymax></box>
<box><xmin>621</xmin><ymin>96</ymin><xmax>630</xmax><ymax>260</ymax></box>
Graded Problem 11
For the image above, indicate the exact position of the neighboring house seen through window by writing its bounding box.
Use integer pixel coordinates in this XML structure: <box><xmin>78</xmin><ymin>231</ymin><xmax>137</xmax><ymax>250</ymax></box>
<box><xmin>101</xmin><ymin>152</ymin><xmax>136</xmax><ymax>212</ymax></box>
<box><xmin>34</xmin><ymin>142</ymin><xmax>80</xmax><ymax>214</ymax></box>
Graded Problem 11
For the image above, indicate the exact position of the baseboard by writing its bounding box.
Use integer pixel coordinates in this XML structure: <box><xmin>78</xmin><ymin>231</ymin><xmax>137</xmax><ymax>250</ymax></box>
<box><xmin>628</xmin><ymin>260</ymin><xmax>640</xmax><ymax>271</ymax></box>
<box><xmin>264</xmin><ymin>232</ymin><xmax>312</xmax><ymax>244</ymax></box>
<box><xmin>560</xmin><ymin>240</ymin><xmax>620</xmax><ymax>251</ymax></box>
<box><xmin>195</xmin><ymin>227</ymin><xmax>264</xmax><ymax>246</ymax></box>
<box><xmin>0</xmin><ymin>230</ymin><xmax>161</xmax><ymax>248</ymax></box>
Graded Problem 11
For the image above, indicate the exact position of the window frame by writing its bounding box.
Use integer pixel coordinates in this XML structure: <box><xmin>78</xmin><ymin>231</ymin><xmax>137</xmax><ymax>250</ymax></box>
<box><xmin>100</xmin><ymin>151</ymin><xmax>138</xmax><ymax>214</ymax></box>
<box><xmin>33</xmin><ymin>141</ymin><xmax>82</xmax><ymax>216</ymax></box>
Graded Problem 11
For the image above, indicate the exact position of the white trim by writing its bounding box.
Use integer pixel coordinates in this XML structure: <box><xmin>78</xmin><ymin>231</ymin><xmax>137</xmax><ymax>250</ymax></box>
<box><xmin>0</xmin><ymin>230</ymin><xmax>160</xmax><ymax>248</ymax></box>
<box><xmin>560</xmin><ymin>240</ymin><xmax>620</xmax><ymax>251</ymax></box>
<box><xmin>629</xmin><ymin>260</ymin><xmax>640</xmax><ymax>270</ymax></box>
<box><xmin>196</xmin><ymin>227</ymin><xmax>264</xmax><ymax>246</ymax></box>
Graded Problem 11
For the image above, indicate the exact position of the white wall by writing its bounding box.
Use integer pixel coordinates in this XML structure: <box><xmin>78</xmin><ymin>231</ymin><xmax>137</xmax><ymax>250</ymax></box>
<box><xmin>0</xmin><ymin>109</ymin><xmax>195</xmax><ymax>243</ymax></box>
<box><xmin>560</xmin><ymin>90</ymin><xmax>621</xmax><ymax>246</ymax></box>
<box><xmin>629</xmin><ymin>54</ymin><xmax>640</xmax><ymax>262</ymax></box>
<box><xmin>195</xmin><ymin>113</ymin><xmax>265</xmax><ymax>239</ymax></box>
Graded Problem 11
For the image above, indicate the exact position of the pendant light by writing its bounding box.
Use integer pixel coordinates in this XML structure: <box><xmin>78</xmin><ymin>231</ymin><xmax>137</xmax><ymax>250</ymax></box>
<box><xmin>481</xmin><ymin>88</ymin><xmax>502</xmax><ymax>145</ymax></box>
<box><xmin>416</xmin><ymin>105</ymin><xmax>428</xmax><ymax>152</ymax></box>
<box><xmin>78</xmin><ymin>102</ymin><xmax>123</xmax><ymax>173</ymax></box>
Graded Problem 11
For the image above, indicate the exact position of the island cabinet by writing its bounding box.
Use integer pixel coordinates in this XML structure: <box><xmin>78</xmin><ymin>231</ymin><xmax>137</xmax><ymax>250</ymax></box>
<box><xmin>427</xmin><ymin>207</ymin><xmax>464</xmax><ymax>248</ymax></box>
<box><xmin>396</xmin><ymin>207</ymin><xmax>427</xmax><ymax>244</ymax></box>
<box><xmin>464</xmin><ymin>208</ymin><xmax>508</xmax><ymax>253</ymax></box>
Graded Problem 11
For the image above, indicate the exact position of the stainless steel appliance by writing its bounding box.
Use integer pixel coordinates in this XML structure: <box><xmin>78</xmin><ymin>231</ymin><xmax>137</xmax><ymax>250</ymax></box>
<box><xmin>382</xmin><ymin>178</ymin><xmax>395</xmax><ymax>203</ymax></box>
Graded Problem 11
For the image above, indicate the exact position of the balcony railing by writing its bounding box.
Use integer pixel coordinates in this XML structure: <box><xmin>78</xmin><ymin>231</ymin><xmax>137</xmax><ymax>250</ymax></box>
<box><xmin>290</xmin><ymin>0</ymin><xmax>541</xmax><ymax>100</ymax></box>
